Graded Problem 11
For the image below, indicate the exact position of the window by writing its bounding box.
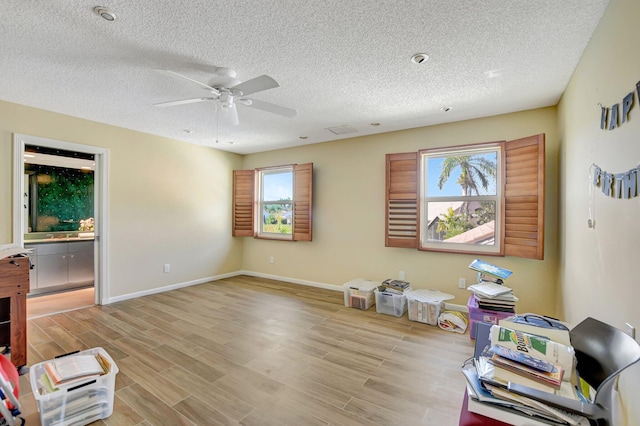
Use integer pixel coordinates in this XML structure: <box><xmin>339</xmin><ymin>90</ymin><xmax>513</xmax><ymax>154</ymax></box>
<box><xmin>385</xmin><ymin>134</ymin><xmax>545</xmax><ymax>259</ymax></box>
<box><xmin>259</xmin><ymin>167</ymin><xmax>293</xmax><ymax>239</ymax></box>
<box><xmin>421</xmin><ymin>145</ymin><xmax>501</xmax><ymax>254</ymax></box>
<box><xmin>232</xmin><ymin>163</ymin><xmax>313</xmax><ymax>241</ymax></box>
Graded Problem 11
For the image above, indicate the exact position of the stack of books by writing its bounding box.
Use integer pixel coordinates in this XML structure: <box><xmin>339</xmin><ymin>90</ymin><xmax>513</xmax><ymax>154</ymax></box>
<box><xmin>463</xmin><ymin>324</ymin><xmax>586</xmax><ymax>425</ymax></box>
<box><xmin>467</xmin><ymin>259</ymin><xmax>517</xmax><ymax>313</ymax></box>
<box><xmin>380</xmin><ymin>279</ymin><xmax>411</xmax><ymax>294</ymax></box>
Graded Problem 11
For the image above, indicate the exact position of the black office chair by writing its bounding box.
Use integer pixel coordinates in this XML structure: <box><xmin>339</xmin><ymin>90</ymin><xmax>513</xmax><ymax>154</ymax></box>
<box><xmin>508</xmin><ymin>317</ymin><xmax>640</xmax><ymax>426</ymax></box>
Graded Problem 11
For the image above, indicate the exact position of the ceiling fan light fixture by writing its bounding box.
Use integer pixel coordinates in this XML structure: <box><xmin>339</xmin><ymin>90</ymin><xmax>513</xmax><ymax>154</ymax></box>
<box><xmin>93</xmin><ymin>6</ymin><xmax>117</xmax><ymax>21</ymax></box>
<box><xmin>411</xmin><ymin>53</ymin><xmax>429</xmax><ymax>64</ymax></box>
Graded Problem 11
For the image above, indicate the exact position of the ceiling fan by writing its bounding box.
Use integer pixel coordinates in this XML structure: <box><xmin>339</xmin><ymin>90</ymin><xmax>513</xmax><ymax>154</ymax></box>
<box><xmin>153</xmin><ymin>67</ymin><xmax>297</xmax><ymax>126</ymax></box>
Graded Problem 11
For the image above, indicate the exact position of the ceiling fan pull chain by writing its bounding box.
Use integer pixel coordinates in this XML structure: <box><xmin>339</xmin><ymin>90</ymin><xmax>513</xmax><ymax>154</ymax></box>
<box><xmin>215</xmin><ymin>101</ymin><xmax>219</xmax><ymax>144</ymax></box>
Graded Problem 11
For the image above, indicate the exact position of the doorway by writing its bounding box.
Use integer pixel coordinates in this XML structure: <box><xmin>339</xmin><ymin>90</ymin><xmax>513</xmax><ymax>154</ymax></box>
<box><xmin>12</xmin><ymin>134</ymin><xmax>109</xmax><ymax>317</ymax></box>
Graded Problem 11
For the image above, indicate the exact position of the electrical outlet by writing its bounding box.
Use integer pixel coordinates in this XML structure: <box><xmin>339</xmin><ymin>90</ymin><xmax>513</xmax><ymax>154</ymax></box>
<box><xmin>163</xmin><ymin>263</ymin><xmax>170</xmax><ymax>273</ymax></box>
<box><xmin>399</xmin><ymin>271</ymin><xmax>406</xmax><ymax>280</ymax></box>
<box><xmin>269</xmin><ymin>256</ymin><xmax>275</xmax><ymax>264</ymax></box>
<box><xmin>458</xmin><ymin>278</ymin><xmax>466</xmax><ymax>289</ymax></box>
<box><xmin>625</xmin><ymin>323</ymin><xmax>636</xmax><ymax>339</ymax></box>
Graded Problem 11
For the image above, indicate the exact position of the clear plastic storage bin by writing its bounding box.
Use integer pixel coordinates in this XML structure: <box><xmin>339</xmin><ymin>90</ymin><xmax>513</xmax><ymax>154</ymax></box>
<box><xmin>374</xmin><ymin>289</ymin><xmax>407</xmax><ymax>317</ymax></box>
<box><xmin>29</xmin><ymin>347</ymin><xmax>118</xmax><ymax>426</ymax></box>
<box><xmin>405</xmin><ymin>289</ymin><xmax>454</xmax><ymax>325</ymax></box>
<box><xmin>343</xmin><ymin>279</ymin><xmax>379</xmax><ymax>310</ymax></box>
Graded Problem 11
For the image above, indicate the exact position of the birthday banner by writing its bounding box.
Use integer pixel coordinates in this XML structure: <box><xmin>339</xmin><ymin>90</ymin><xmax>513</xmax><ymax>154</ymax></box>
<box><xmin>600</xmin><ymin>80</ymin><xmax>640</xmax><ymax>130</ymax></box>
<box><xmin>592</xmin><ymin>164</ymin><xmax>638</xmax><ymax>199</ymax></box>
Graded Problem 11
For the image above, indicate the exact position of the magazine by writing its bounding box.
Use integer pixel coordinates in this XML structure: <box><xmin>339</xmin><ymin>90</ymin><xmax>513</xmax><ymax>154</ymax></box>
<box><xmin>469</xmin><ymin>259</ymin><xmax>513</xmax><ymax>280</ymax></box>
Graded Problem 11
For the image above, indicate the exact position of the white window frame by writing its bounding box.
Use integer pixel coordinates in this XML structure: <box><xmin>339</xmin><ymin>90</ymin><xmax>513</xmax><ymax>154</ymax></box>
<box><xmin>257</xmin><ymin>166</ymin><xmax>294</xmax><ymax>240</ymax></box>
<box><xmin>419</xmin><ymin>144</ymin><xmax>502</xmax><ymax>254</ymax></box>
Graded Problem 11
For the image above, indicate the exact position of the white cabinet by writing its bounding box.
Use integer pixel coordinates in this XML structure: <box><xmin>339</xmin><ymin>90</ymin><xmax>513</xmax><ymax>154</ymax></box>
<box><xmin>25</xmin><ymin>241</ymin><xmax>94</xmax><ymax>294</ymax></box>
<box><xmin>68</xmin><ymin>242</ymin><xmax>95</xmax><ymax>284</ymax></box>
<box><xmin>36</xmin><ymin>243</ymin><xmax>68</xmax><ymax>288</ymax></box>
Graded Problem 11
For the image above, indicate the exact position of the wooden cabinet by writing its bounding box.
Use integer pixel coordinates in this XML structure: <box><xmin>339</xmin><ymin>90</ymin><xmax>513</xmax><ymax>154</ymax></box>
<box><xmin>0</xmin><ymin>255</ymin><xmax>30</xmax><ymax>368</ymax></box>
<box><xmin>25</xmin><ymin>240</ymin><xmax>94</xmax><ymax>294</ymax></box>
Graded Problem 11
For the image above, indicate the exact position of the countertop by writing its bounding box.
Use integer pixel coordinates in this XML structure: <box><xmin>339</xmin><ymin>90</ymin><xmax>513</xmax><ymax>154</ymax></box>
<box><xmin>25</xmin><ymin>237</ymin><xmax>95</xmax><ymax>244</ymax></box>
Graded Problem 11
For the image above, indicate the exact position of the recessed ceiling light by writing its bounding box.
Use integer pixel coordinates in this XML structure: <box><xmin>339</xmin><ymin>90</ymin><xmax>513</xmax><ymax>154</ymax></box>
<box><xmin>370</xmin><ymin>122</ymin><xmax>380</xmax><ymax>126</ymax></box>
<box><xmin>484</xmin><ymin>69</ymin><xmax>502</xmax><ymax>78</ymax></box>
<box><xmin>183</xmin><ymin>129</ymin><xmax>194</xmax><ymax>134</ymax></box>
<box><xmin>93</xmin><ymin>6</ymin><xmax>117</xmax><ymax>21</ymax></box>
<box><xmin>228</xmin><ymin>141</ymin><xmax>234</xmax><ymax>145</ymax></box>
<box><xmin>299</xmin><ymin>136</ymin><xmax>308</xmax><ymax>140</ymax></box>
<box><xmin>411</xmin><ymin>53</ymin><xmax>429</xmax><ymax>64</ymax></box>
<box><xmin>441</xmin><ymin>106</ymin><xmax>452</xmax><ymax>112</ymax></box>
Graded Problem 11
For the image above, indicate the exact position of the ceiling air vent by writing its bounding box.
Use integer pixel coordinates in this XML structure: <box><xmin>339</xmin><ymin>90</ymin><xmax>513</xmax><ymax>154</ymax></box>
<box><xmin>326</xmin><ymin>125</ymin><xmax>358</xmax><ymax>135</ymax></box>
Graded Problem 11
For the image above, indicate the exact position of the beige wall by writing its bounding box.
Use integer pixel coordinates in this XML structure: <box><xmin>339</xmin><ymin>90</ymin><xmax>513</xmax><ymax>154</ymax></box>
<box><xmin>242</xmin><ymin>107</ymin><xmax>560</xmax><ymax>314</ymax></box>
<box><xmin>0</xmin><ymin>100</ymin><xmax>244</xmax><ymax>299</ymax></box>
<box><xmin>558</xmin><ymin>0</ymin><xmax>640</xmax><ymax>423</ymax></box>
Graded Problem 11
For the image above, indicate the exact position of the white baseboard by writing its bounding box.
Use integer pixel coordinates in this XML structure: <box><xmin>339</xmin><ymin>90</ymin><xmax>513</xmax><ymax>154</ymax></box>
<box><xmin>102</xmin><ymin>271</ymin><xmax>466</xmax><ymax>311</ymax></box>
<box><xmin>237</xmin><ymin>270</ymin><xmax>343</xmax><ymax>292</ymax></box>
<box><xmin>102</xmin><ymin>271</ymin><xmax>239</xmax><ymax>304</ymax></box>
<box><xmin>101</xmin><ymin>270</ymin><xmax>342</xmax><ymax>304</ymax></box>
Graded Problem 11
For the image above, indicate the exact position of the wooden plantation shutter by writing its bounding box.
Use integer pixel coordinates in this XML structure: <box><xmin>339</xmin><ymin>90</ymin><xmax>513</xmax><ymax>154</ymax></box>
<box><xmin>293</xmin><ymin>163</ymin><xmax>313</xmax><ymax>241</ymax></box>
<box><xmin>503</xmin><ymin>134</ymin><xmax>545</xmax><ymax>259</ymax></box>
<box><xmin>385</xmin><ymin>152</ymin><xmax>419</xmax><ymax>248</ymax></box>
<box><xmin>232</xmin><ymin>170</ymin><xmax>255</xmax><ymax>237</ymax></box>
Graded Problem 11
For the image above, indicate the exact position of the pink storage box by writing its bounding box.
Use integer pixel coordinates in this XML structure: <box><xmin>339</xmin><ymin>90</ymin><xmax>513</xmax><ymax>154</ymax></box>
<box><xmin>467</xmin><ymin>294</ymin><xmax>513</xmax><ymax>339</ymax></box>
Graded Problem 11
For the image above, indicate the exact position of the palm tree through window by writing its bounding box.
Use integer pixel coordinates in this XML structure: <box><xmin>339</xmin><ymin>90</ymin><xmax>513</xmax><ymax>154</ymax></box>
<box><xmin>421</xmin><ymin>145</ymin><xmax>500</xmax><ymax>253</ymax></box>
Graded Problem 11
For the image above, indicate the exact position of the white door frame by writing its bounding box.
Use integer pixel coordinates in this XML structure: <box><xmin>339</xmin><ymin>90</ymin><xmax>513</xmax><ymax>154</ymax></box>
<box><xmin>12</xmin><ymin>134</ymin><xmax>109</xmax><ymax>305</ymax></box>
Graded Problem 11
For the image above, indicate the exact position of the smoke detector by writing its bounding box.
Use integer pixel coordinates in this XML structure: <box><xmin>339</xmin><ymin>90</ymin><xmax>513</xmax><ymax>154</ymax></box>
<box><xmin>94</xmin><ymin>6</ymin><xmax>117</xmax><ymax>21</ymax></box>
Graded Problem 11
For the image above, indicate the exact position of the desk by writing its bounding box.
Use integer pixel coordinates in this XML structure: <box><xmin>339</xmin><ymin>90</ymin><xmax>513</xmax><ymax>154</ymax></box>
<box><xmin>0</xmin><ymin>255</ymin><xmax>30</xmax><ymax>368</ymax></box>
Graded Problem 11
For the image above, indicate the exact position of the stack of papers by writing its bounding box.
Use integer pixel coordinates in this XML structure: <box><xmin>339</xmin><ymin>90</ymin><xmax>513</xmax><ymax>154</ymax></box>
<box><xmin>468</xmin><ymin>282</ymin><xmax>513</xmax><ymax>298</ymax></box>
<box><xmin>0</xmin><ymin>245</ymin><xmax>31</xmax><ymax>260</ymax></box>
<box><xmin>463</xmin><ymin>328</ymin><xmax>586</xmax><ymax>426</ymax></box>
<box><xmin>42</xmin><ymin>354</ymin><xmax>109</xmax><ymax>391</ymax></box>
<box><xmin>468</xmin><ymin>259</ymin><xmax>517</xmax><ymax>313</ymax></box>
<box><xmin>381</xmin><ymin>279</ymin><xmax>411</xmax><ymax>294</ymax></box>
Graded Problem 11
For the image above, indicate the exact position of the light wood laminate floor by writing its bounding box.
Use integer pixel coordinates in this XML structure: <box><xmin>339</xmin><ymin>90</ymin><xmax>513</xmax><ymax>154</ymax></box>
<box><xmin>18</xmin><ymin>275</ymin><xmax>474</xmax><ymax>425</ymax></box>
<box><xmin>27</xmin><ymin>287</ymin><xmax>95</xmax><ymax>319</ymax></box>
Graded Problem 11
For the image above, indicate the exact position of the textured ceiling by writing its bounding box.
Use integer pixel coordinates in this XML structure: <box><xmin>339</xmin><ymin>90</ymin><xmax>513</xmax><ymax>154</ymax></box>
<box><xmin>1</xmin><ymin>1</ymin><xmax>610</xmax><ymax>154</ymax></box>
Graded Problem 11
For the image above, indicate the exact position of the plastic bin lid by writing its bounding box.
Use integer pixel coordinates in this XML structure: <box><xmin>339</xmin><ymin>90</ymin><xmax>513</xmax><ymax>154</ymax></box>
<box><xmin>405</xmin><ymin>289</ymin><xmax>454</xmax><ymax>303</ymax></box>
<box><xmin>342</xmin><ymin>278</ymin><xmax>380</xmax><ymax>291</ymax></box>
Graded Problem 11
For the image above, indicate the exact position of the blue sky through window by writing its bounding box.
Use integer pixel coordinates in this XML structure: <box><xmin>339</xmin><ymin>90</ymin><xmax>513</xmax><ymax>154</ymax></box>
<box><xmin>426</xmin><ymin>152</ymin><xmax>497</xmax><ymax>197</ymax></box>
<box><xmin>263</xmin><ymin>170</ymin><xmax>293</xmax><ymax>201</ymax></box>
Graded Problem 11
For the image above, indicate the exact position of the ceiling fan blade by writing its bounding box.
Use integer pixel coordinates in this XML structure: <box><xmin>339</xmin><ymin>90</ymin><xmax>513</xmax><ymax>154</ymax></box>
<box><xmin>154</xmin><ymin>69</ymin><xmax>220</xmax><ymax>95</ymax></box>
<box><xmin>242</xmin><ymin>98</ymin><xmax>297</xmax><ymax>118</ymax></box>
<box><xmin>154</xmin><ymin>98</ymin><xmax>215</xmax><ymax>107</ymax></box>
<box><xmin>231</xmin><ymin>75</ymin><xmax>279</xmax><ymax>96</ymax></box>
<box><xmin>220</xmin><ymin>104</ymin><xmax>240</xmax><ymax>126</ymax></box>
